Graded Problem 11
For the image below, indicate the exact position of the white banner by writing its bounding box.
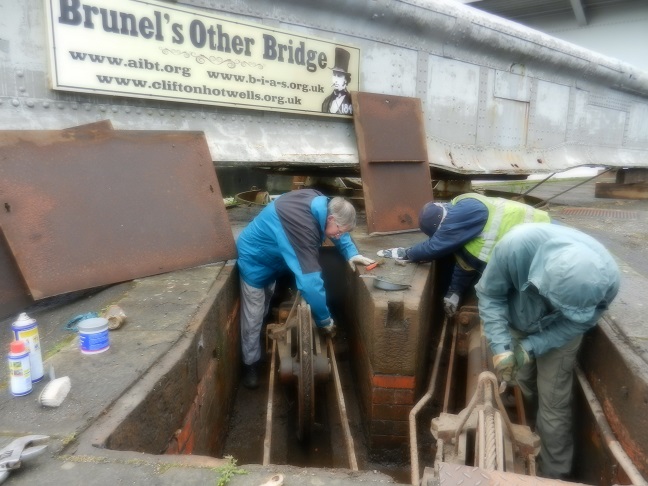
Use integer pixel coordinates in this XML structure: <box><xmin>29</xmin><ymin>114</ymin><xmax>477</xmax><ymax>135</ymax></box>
<box><xmin>45</xmin><ymin>0</ymin><xmax>360</xmax><ymax>116</ymax></box>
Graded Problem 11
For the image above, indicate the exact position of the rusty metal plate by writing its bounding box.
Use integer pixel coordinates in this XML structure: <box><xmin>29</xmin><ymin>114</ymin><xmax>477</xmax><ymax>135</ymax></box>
<box><xmin>352</xmin><ymin>92</ymin><xmax>433</xmax><ymax>234</ymax></box>
<box><xmin>561</xmin><ymin>207</ymin><xmax>639</xmax><ymax>220</ymax></box>
<box><xmin>1</xmin><ymin>122</ymin><xmax>114</xmax><ymax>316</ymax></box>
<box><xmin>438</xmin><ymin>463</ymin><xmax>584</xmax><ymax>485</ymax></box>
<box><xmin>0</xmin><ymin>129</ymin><xmax>236</xmax><ymax>299</ymax></box>
<box><xmin>0</xmin><ymin>228</ymin><xmax>32</xmax><ymax>319</ymax></box>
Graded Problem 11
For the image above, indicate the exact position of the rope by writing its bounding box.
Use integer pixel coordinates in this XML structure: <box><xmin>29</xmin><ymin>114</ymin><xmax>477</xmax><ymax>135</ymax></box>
<box><xmin>484</xmin><ymin>408</ymin><xmax>497</xmax><ymax>470</ymax></box>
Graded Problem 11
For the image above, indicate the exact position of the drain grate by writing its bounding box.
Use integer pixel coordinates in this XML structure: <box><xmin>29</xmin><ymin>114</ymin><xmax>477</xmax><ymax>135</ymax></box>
<box><xmin>560</xmin><ymin>208</ymin><xmax>639</xmax><ymax>220</ymax></box>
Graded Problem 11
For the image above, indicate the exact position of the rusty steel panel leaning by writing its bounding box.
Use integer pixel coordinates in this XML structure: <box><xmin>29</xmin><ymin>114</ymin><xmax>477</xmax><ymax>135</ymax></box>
<box><xmin>0</xmin><ymin>129</ymin><xmax>236</xmax><ymax>299</ymax></box>
<box><xmin>0</xmin><ymin>228</ymin><xmax>32</xmax><ymax>319</ymax></box>
<box><xmin>352</xmin><ymin>92</ymin><xmax>433</xmax><ymax>234</ymax></box>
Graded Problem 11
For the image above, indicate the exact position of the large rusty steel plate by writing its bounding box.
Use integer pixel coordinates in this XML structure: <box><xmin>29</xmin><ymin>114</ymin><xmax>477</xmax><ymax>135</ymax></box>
<box><xmin>352</xmin><ymin>92</ymin><xmax>433</xmax><ymax>234</ymax></box>
<box><xmin>1</xmin><ymin>122</ymin><xmax>114</xmax><ymax>316</ymax></box>
<box><xmin>0</xmin><ymin>129</ymin><xmax>236</xmax><ymax>299</ymax></box>
<box><xmin>0</xmin><ymin>228</ymin><xmax>32</xmax><ymax>319</ymax></box>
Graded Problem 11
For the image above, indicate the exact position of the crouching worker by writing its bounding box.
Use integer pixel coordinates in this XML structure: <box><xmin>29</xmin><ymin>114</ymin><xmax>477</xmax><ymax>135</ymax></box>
<box><xmin>236</xmin><ymin>189</ymin><xmax>375</xmax><ymax>389</ymax></box>
<box><xmin>378</xmin><ymin>193</ymin><xmax>550</xmax><ymax>316</ymax></box>
<box><xmin>475</xmin><ymin>223</ymin><xmax>620</xmax><ymax>479</ymax></box>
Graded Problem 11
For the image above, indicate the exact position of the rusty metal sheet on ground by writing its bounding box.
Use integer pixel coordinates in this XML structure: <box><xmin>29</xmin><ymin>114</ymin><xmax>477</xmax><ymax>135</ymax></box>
<box><xmin>438</xmin><ymin>463</ymin><xmax>581</xmax><ymax>485</ymax></box>
<box><xmin>0</xmin><ymin>129</ymin><xmax>236</xmax><ymax>299</ymax></box>
<box><xmin>351</xmin><ymin>92</ymin><xmax>433</xmax><ymax>234</ymax></box>
<box><xmin>0</xmin><ymin>228</ymin><xmax>32</xmax><ymax>319</ymax></box>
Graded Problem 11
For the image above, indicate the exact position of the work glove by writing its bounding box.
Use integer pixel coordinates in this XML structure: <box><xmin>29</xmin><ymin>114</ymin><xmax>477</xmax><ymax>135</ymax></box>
<box><xmin>348</xmin><ymin>254</ymin><xmax>375</xmax><ymax>271</ymax></box>
<box><xmin>318</xmin><ymin>318</ymin><xmax>337</xmax><ymax>338</ymax></box>
<box><xmin>493</xmin><ymin>351</ymin><xmax>517</xmax><ymax>383</ymax></box>
<box><xmin>377</xmin><ymin>247</ymin><xmax>408</xmax><ymax>260</ymax></box>
<box><xmin>514</xmin><ymin>342</ymin><xmax>534</xmax><ymax>368</ymax></box>
<box><xmin>443</xmin><ymin>293</ymin><xmax>460</xmax><ymax>317</ymax></box>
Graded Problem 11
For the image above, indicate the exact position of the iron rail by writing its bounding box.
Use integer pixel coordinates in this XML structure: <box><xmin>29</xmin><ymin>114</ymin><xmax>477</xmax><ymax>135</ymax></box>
<box><xmin>327</xmin><ymin>337</ymin><xmax>359</xmax><ymax>471</ymax></box>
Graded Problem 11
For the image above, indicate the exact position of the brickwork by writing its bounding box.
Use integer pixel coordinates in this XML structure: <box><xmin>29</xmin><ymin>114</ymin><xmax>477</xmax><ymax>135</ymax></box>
<box><xmin>348</xmin><ymin>261</ymin><xmax>435</xmax><ymax>458</ymax></box>
<box><xmin>165</xmin><ymin>298</ymin><xmax>240</xmax><ymax>456</ymax></box>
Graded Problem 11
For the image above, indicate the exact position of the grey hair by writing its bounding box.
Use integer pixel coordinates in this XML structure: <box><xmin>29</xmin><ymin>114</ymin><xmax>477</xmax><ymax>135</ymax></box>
<box><xmin>328</xmin><ymin>197</ymin><xmax>356</xmax><ymax>231</ymax></box>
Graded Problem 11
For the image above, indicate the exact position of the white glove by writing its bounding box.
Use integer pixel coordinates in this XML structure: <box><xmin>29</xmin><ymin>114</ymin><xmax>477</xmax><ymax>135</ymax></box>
<box><xmin>443</xmin><ymin>293</ymin><xmax>460</xmax><ymax>317</ymax></box>
<box><xmin>348</xmin><ymin>254</ymin><xmax>375</xmax><ymax>271</ymax></box>
<box><xmin>377</xmin><ymin>247</ymin><xmax>408</xmax><ymax>260</ymax></box>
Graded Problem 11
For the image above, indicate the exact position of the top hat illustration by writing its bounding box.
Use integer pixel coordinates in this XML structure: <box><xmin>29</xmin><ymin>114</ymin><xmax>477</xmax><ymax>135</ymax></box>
<box><xmin>332</xmin><ymin>47</ymin><xmax>351</xmax><ymax>74</ymax></box>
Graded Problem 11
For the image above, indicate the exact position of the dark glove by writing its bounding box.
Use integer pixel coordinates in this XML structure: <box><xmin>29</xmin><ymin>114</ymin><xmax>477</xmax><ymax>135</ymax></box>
<box><xmin>493</xmin><ymin>351</ymin><xmax>517</xmax><ymax>383</ymax></box>
<box><xmin>443</xmin><ymin>293</ymin><xmax>460</xmax><ymax>317</ymax></box>
<box><xmin>514</xmin><ymin>343</ymin><xmax>534</xmax><ymax>368</ymax></box>
<box><xmin>376</xmin><ymin>247</ymin><xmax>408</xmax><ymax>260</ymax></box>
<box><xmin>318</xmin><ymin>318</ymin><xmax>337</xmax><ymax>338</ymax></box>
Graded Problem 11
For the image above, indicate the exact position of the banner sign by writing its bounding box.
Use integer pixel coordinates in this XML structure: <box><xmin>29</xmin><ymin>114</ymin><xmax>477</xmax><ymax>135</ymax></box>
<box><xmin>44</xmin><ymin>0</ymin><xmax>360</xmax><ymax>116</ymax></box>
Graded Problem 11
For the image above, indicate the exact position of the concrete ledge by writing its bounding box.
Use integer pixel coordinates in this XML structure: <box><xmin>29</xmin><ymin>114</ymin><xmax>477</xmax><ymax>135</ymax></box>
<box><xmin>0</xmin><ymin>263</ymin><xmax>243</xmax><ymax>484</ymax></box>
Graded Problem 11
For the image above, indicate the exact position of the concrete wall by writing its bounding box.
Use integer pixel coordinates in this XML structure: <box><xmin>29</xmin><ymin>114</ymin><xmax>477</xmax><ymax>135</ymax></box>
<box><xmin>105</xmin><ymin>264</ymin><xmax>241</xmax><ymax>456</ymax></box>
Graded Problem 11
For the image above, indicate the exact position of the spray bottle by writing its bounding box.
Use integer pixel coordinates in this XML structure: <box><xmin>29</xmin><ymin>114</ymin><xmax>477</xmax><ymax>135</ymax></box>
<box><xmin>11</xmin><ymin>312</ymin><xmax>44</xmax><ymax>382</ymax></box>
<box><xmin>8</xmin><ymin>340</ymin><xmax>32</xmax><ymax>396</ymax></box>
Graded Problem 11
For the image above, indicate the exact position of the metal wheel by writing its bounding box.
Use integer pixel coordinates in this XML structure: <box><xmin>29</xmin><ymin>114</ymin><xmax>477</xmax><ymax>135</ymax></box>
<box><xmin>296</xmin><ymin>304</ymin><xmax>314</xmax><ymax>441</ymax></box>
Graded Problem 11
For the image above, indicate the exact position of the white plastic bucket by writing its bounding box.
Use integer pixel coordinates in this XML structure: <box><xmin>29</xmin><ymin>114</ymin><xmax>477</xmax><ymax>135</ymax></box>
<box><xmin>78</xmin><ymin>317</ymin><xmax>110</xmax><ymax>355</ymax></box>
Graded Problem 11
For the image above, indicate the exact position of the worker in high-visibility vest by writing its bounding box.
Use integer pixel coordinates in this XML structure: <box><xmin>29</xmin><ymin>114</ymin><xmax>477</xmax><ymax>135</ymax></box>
<box><xmin>377</xmin><ymin>193</ymin><xmax>551</xmax><ymax>316</ymax></box>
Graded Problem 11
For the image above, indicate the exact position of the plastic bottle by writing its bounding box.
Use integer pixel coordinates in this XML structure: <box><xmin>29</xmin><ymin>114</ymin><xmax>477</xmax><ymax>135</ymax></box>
<box><xmin>8</xmin><ymin>340</ymin><xmax>32</xmax><ymax>396</ymax></box>
<box><xmin>11</xmin><ymin>312</ymin><xmax>44</xmax><ymax>382</ymax></box>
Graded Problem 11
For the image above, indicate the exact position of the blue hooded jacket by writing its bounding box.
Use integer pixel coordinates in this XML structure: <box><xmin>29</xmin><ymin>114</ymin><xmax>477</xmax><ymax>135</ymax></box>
<box><xmin>476</xmin><ymin>223</ymin><xmax>620</xmax><ymax>357</ymax></box>
<box><xmin>237</xmin><ymin>189</ymin><xmax>358</xmax><ymax>326</ymax></box>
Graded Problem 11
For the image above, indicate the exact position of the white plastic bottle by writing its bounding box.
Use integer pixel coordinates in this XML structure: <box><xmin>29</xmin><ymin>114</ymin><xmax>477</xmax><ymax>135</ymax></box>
<box><xmin>8</xmin><ymin>340</ymin><xmax>32</xmax><ymax>396</ymax></box>
<box><xmin>11</xmin><ymin>312</ymin><xmax>44</xmax><ymax>382</ymax></box>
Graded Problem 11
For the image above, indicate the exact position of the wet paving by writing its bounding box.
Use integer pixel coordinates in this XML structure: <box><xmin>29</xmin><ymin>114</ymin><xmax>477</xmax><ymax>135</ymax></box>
<box><xmin>476</xmin><ymin>175</ymin><xmax>648</xmax><ymax>279</ymax></box>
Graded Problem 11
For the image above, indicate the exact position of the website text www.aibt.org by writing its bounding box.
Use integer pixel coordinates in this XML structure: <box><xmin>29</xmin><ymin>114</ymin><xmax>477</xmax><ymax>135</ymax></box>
<box><xmin>69</xmin><ymin>51</ymin><xmax>326</xmax><ymax>106</ymax></box>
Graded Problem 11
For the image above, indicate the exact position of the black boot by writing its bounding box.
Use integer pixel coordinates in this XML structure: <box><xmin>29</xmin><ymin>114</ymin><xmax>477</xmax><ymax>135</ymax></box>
<box><xmin>243</xmin><ymin>363</ymin><xmax>259</xmax><ymax>389</ymax></box>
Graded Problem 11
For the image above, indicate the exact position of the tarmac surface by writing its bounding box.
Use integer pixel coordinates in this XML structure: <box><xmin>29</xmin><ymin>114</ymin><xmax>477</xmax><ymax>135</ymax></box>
<box><xmin>1</xmin><ymin>174</ymin><xmax>648</xmax><ymax>485</ymax></box>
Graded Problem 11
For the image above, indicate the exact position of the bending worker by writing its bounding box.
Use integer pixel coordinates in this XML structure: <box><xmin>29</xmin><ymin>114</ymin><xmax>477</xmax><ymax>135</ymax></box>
<box><xmin>236</xmin><ymin>189</ymin><xmax>374</xmax><ymax>389</ymax></box>
<box><xmin>476</xmin><ymin>223</ymin><xmax>620</xmax><ymax>479</ymax></box>
<box><xmin>378</xmin><ymin>193</ymin><xmax>550</xmax><ymax>316</ymax></box>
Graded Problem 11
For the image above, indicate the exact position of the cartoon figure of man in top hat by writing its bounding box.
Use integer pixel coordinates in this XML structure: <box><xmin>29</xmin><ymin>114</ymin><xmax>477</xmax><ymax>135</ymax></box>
<box><xmin>321</xmin><ymin>47</ymin><xmax>353</xmax><ymax>115</ymax></box>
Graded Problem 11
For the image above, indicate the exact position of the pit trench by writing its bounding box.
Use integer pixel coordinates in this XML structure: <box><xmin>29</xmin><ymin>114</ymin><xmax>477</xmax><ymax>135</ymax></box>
<box><xmin>220</xmin><ymin>248</ymin><xmax>438</xmax><ymax>482</ymax></box>
<box><xmin>97</xmin><ymin>245</ymin><xmax>639</xmax><ymax>485</ymax></box>
<box><xmin>97</xmin><ymin>246</ymin><xmax>440</xmax><ymax>481</ymax></box>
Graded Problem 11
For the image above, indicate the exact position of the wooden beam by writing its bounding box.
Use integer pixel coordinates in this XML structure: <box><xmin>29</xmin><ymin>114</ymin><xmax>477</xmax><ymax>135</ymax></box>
<box><xmin>595</xmin><ymin>182</ymin><xmax>648</xmax><ymax>200</ymax></box>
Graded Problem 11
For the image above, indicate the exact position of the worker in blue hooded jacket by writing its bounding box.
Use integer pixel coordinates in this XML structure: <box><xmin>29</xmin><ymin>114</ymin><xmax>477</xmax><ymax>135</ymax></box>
<box><xmin>236</xmin><ymin>189</ymin><xmax>374</xmax><ymax>389</ymax></box>
<box><xmin>475</xmin><ymin>223</ymin><xmax>620</xmax><ymax>479</ymax></box>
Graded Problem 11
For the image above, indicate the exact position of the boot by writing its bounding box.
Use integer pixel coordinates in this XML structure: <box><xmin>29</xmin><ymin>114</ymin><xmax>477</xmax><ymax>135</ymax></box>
<box><xmin>243</xmin><ymin>363</ymin><xmax>259</xmax><ymax>389</ymax></box>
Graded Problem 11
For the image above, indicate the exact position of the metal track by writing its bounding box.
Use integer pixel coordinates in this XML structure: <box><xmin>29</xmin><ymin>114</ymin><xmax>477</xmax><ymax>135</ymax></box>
<box><xmin>297</xmin><ymin>304</ymin><xmax>314</xmax><ymax>441</ymax></box>
<box><xmin>264</xmin><ymin>298</ymin><xmax>358</xmax><ymax>468</ymax></box>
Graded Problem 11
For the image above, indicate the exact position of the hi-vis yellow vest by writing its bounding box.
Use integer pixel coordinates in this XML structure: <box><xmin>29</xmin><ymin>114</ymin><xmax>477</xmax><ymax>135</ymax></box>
<box><xmin>452</xmin><ymin>193</ymin><xmax>550</xmax><ymax>262</ymax></box>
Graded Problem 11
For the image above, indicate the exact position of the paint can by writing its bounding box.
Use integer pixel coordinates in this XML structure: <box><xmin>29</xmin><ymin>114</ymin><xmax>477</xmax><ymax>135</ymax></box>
<box><xmin>78</xmin><ymin>317</ymin><xmax>110</xmax><ymax>355</ymax></box>
<box><xmin>11</xmin><ymin>312</ymin><xmax>44</xmax><ymax>382</ymax></box>
<box><xmin>8</xmin><ymin>340</ymin><xmax>32</xmax><ymax>396</ymax></box>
